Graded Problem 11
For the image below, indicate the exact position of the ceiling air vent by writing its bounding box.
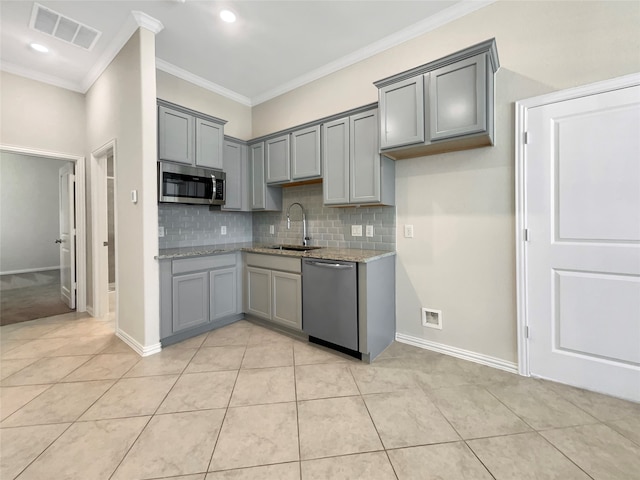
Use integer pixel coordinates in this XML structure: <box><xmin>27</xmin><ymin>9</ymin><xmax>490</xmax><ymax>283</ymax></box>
<box><xmin>30</xmin><ymin>3</ymin><xmax>101</xmax><ymax>51</ymax></box>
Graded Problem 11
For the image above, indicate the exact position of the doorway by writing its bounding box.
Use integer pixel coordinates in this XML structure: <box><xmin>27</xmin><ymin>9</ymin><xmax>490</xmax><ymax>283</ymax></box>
<box><xmin>0</xmin><ymin>146</ymin><xmax>87</xmax><ymax>325</ymax></box>
<box><xmin>516</xmin><ymin>74</ymin><xmax>640</xmax><ymax>402</ymax></box>
<box><xmin>91</xmin><ymin>141</ymin><xmax>117</xmax><ymax>320</ymax></box>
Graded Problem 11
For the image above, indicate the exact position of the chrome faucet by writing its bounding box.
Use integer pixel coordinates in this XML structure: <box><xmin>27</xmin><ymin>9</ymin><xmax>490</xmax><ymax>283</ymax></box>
<box><xmin>286</xmin><ymin>202</ymin><xmax>310</xmax><ymax>246</ymax></box>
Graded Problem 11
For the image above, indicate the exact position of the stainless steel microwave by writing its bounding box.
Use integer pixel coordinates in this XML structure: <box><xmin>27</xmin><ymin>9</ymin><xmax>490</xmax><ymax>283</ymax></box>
<box><xmin>158</xmin><ymin>162</ymin><xmax>226</xmax><ymax>206</ymax></box>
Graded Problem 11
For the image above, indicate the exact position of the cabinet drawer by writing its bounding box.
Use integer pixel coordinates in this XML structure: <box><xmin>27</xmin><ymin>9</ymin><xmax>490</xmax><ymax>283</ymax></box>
<box><xmin>245</xmin><ymin>253</ymin><xmax>301</xmax><ymax>273</ymax></box>
<box><xmin>173</xmin><ymin>253</ymin><xmax>237</xmax><ymax>274</ymax></box>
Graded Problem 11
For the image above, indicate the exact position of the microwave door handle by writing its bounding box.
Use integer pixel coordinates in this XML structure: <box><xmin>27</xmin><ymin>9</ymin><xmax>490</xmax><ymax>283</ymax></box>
<box><xmin>211</xmin><ymin>174</ymin><xmax>216</xmax><ymax>202</ymax></box>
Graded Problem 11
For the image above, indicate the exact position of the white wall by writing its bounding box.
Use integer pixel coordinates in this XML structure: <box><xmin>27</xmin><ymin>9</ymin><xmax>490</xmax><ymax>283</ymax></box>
<box><xmin>85</xmin><ymin>27</ymin><xmax>160</xmax><ymax>350</ymax></box>
<box><xmin>156</xmin><ymin>70</ymin><xmax>252</xmax><ymax>140</ymax></box>
<box><xmin>0</xmin><ymin>71</ymin><xmax>86</xmax><ymax>156</ymax></box>
<box><xmin>0</xmin><ymin>152</ymin><xmax>71</xmax><ymax>274</ymax></box>
<box><xmin>251</xmin><ymin>0</ymin><xmax>640</xmax><ymax>364</ymax></box>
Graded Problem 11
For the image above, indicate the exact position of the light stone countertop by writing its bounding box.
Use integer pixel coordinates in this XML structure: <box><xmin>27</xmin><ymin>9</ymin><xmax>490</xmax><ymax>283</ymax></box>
<box><xmin>156</xmin><ymin>242</ymin><xmax>395</xmax><ymax>263</ymax></box>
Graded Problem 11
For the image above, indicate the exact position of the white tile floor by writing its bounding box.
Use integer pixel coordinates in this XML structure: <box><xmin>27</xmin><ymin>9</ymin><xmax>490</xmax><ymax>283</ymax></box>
<box><xmin>1</xmin><ymin>312</ymin><xmax>639</xmax><ymax>479</ymax></box>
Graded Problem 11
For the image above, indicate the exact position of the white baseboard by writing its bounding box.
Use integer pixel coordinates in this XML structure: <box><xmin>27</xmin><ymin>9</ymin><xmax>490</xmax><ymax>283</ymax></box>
<box><xmin>86</xmin><ymin>305</ymin><xmax>95</xmax><ymax>317</ymax></box>
<box><xmin>116</xmin><ymin>328</ymin><xmax>162</xmax><ymax>357</ymax></box>
<box><xmin>0</xmin><ymin>266</ymin><xmax>60</xmax><ymax>275</ymax></box>
<box><xmin>395</xmin><ymin>333</ymin><xmax>519</xmax><ymax>374</ymax></box>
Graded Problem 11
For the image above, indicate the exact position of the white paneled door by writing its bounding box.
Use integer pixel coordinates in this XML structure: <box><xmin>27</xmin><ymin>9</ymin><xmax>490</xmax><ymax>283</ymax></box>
<box><xmin>59</xmin><ymin>163</ymin><xmax>76</xmax><ymax>309</ymax></box>
<box><xmin>525</xmin><ymin>83</ymin><xmax>640</xmax><ymax>401</ymax></box>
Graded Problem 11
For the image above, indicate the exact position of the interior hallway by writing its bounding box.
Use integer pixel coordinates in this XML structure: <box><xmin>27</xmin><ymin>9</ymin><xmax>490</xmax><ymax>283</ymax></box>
<box><xmin>0</xmin><ymin>313</ymin><xmax>639</xmax><ymax>479</ymax></box>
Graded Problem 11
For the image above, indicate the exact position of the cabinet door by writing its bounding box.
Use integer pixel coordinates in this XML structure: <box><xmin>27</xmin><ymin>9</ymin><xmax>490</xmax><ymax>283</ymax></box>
<box><xmin>158</xmin><ymin>106</ymin><xmax>194</xmax><ymax>165</ymax></box>
<box><xmin>291</xmin><ymin>125</ymin><xmax>321</xmax><ymax>180</ymax></box>
<box><xmin>172</xmin><ymin>272</ymin><xmax>209</xmax><ymax>333</ymax></box>
<box><xmin>210</xmin><ymin>267</ymin><xmax>237</xmax><ymax>320</ymax></box>
<box><xmin>272</xmin><ymin>271</ymin><xmax>302</xmax><ymax>330</ymax></box>
<box><xmin>350</xmin><ymin>110</ymin><xmax>380</xmax><ymax>204</ymax></box>
<box><xmin>322</xmin><ymin>117</ymin><xmax>350</xmax><ymax>205</ymax></box>
<box><xmin>222</xmin><ymin>141</ymin><xmax>243</xmax><ymax>211</ymax></box>
<box><xmin>195</xmin><ymin>118</ymin><xmax>223</xmax><ymax>169</ymax></box>
<box><xmin>379</xmin><ymin>75</ymin><xmax>425</xmax><ymax>149</ymax></box>
<box><xmin>250</xmin><ymin>142</ymin><xmax>266</xmax><ymax>210</ymax></box>
<box><xmin>246</xmin><ymin>266</ymin><xmax>271</xmax><ymax>319</ymax></box>
<box><xmin>266</xmin><ymin>135</ymin><xmax>291</xmax><ymax>184</ymax></box>
<box><xmin>428</xmin><ymin>53</ymin><xmax>487</xmax><ymax>141</ymax></box>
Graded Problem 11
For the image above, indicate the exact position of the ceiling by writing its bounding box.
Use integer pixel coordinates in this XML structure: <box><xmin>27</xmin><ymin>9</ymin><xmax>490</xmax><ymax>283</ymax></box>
<box><xmin>0</xmin><ymin>1</ymin><xmax>492</xmax><ymax>105</ymax></box>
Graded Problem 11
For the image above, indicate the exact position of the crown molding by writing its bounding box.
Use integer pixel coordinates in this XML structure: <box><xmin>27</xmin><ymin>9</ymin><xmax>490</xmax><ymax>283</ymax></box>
<box><xmin>155</xmin><ymin>58</ymin><xmax>252</xmax><ymax>107</ymax></box>
<box><xmin>251</xmin><ymin>0</ymin><xmax>497</xmax><ymax>105</ymax></box>
<box><xmin>0</xmin><ymin>61</ymin><xmax>83</xmax><ymax>93</ymax></box>
<box><xmin>81</xmin><ymin>11</ymin><xmax>163</xmax><ymax>92</ymax></box>
<box><xmin>132</xmin><ymin>11</ymin><xmax>165</xmax><ymax>34</ymax></box>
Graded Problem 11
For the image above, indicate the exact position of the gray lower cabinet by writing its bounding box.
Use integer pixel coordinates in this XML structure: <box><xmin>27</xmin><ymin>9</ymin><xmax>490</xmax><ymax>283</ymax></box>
<box><xmin>249</xmin><ymin>142</ymin><xmax>282</xmax><ymax>211</ymax></box>
<box><xmin>291</xmin><ymin>125</ymin><xmax>321</xmax><ymax>180</ymax></box>
<box><xmin>160</xmin><ymin>253</ymin><xmax>243</xmax><ymax>345</ymax></box>
<box><xmin>245</xmin><ymin>254</ymin><xmax>302</xmax><ymax>331</ymax></box>
<box><xmin>172</xmin><ymin>271</ymin><xmax>209</xmax><ymax>333</ymax></box>
<box><xmin>265</xmin><ymin>135</ymin><xmax>291</xmax><ymax>184</ymax></box>
<box><xmin>374</xmin><ymin>39</ymin><xmax>499</xmax><ymax>160</ymax></box>
<box><xmin>323</xmin><ymin>108</ymin><xmax>394</xmax><ymax>206</ymax></box>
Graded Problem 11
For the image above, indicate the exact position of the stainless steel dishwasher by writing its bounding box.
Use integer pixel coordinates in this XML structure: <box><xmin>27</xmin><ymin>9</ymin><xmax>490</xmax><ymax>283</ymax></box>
<box><xmin>302</xmin><ymin>258</ymin><xmax>358</xmax><ymax>352</ymax></box>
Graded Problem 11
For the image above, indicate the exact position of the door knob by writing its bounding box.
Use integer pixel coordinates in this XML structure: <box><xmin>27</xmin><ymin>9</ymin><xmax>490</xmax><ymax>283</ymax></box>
<box><xmin>55</xmin><ymin>239</ymin><xmax>62</xmax><ymax>244</ymax></box>
<box><xmin>103</xmin><ymin>241</ymin><xmax>109</xmax><ymax>246</ymax></box>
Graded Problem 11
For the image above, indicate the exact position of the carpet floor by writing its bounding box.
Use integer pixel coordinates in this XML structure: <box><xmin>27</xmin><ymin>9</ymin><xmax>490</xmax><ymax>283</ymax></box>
<box><xmin>0</xmin><ymin>270</ymin><xmax>74</xmax><ymax>326</ymax></box>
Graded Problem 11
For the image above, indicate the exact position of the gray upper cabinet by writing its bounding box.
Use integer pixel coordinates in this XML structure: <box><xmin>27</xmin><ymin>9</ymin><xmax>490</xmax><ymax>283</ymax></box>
<box><xmin>322</xmin><ymin>117</ymin><xmax>350</xmax><ymax>205</ymax></box>
<box><xmin>250</xmin><ymin>142</ymin><xmax>282</xmax><ymax>211</ymax></box>
<box><xmin>428</xmin><ymin>53</ymin><xmax>487</xmax><ymax>141</ymax></box>
<box><xmin>374</xmin><ymin>38</ymin><xmax>499</xmax><ymax>160</ymax></box>
<box><xmin>195</xmin><ymin>118</ymin><xmax>223</xmax><ymax>169</ymax></box>
<box><xmin>379</xmin><ymin>76</ymin><xmax>425</xmax><ymax>149</ymax></box>
<box><xmin>323</xmin><ymin>109</ymin><xmax>394</xmax><ymax>206</ymax></box>
<box><xmin>157</xmin><ymin>100</ymin><xmax>226</xmax><ymax>168</ymax></box>
<box><xmin>265</xmin><ymin>135</ymin><xmax>291</xmax><ymax>184</ymax></box>
<box><xmin>159</xmin><ymin>105</ymin><xmax>194</xmax><ymax>165</ymax></box>
<box><xmin>222</xmin><ymin>139</ymin><xmax>250</xmax><ymax>211</ymax></box>
<box><xmin>291</xmin><ymin>125</ymin><xmax>322</xmax><ymax>180</ymax></box>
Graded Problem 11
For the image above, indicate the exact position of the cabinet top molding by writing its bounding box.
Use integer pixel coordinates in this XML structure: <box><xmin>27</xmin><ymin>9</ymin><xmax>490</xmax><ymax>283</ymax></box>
<box><xmin>157</xmin><ymin>98</ymin><xmax>228</xmax><ymax>126</ymax></box>
<box><xmin>373</xmin><ymin>38</ymin><xmax>499</xmax><ymax>89</ymax></box>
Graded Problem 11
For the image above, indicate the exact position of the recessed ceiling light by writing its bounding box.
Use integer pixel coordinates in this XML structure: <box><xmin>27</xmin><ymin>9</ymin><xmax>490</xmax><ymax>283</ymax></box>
<box><xmin>220</xmin><ymin>9</ymin><xmax>236</xmax><ymax>23</ymax></box>
<box><xmin>30</xmin><ymin>42</ymin><xmax>49</xmax><ymax>53</ymax></box>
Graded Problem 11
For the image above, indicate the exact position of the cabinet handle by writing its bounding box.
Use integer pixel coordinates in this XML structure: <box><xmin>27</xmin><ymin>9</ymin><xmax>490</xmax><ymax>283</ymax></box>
<box><xmin>307</xmin><ymin>261</ymin><xmax>354</xmax><ymax>269</ymax></box>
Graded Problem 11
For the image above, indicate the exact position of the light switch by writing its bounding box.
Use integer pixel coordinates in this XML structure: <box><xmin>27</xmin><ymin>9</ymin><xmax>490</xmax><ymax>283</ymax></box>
<box><xmin>158</xmin><ymin>226</ymin><xmax>165</xmax><ymax>237</ymax></box>
<box><xmin>404</xmin><ymin>224</ymin><xmax>414</xmax><ymax>238</ymax></box>
<box><xmin>351</xmin><ymin>225</ymin><xmax>363</xmax><ymax>237</ymax></box>
<box><xmin>221</xmin><ymin>226</ymin><xmax>227</xmax><ymax>235</ymax></box>
<box><xmin>366</xmin><ymin>225</ymin><xmax>374</xmax><ymax>237</ymax></box>
<box><xmin>131</xmin><ymin>190</ymin><xmax>138</xmax><ymax>204</ymax></box>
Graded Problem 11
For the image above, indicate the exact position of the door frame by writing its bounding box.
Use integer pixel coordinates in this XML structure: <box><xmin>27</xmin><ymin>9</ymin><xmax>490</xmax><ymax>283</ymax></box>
<box><xmin>514</xmin><ymin>72</ymin><xmax>640</xmax><ymax>377</ymax></box>
<box><xmin>0</xmin><ymin>144</ymin><xmax>87</xmax><ymax>312</ymax></box>
<box><xmin>90</xmin><ymin>139</ymin><xmax>118</xmax><ymax>319</ymax></box>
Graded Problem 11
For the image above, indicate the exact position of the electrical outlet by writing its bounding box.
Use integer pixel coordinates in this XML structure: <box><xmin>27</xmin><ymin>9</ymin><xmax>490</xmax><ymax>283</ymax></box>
<box><xmin>351</xmin><ymin>225</ymin><xmax>363</xmax><ymax>237</ymax></box>
<box><xmin>158</xmin><ymin>226</ymin><xmax>165</xmax><ymax>237</ymax></box>
<box><xmin>270</xmin><ymin>225</ymin><xmax>275</xmax><ymax>234</ymax></box>
<box><xmin>221</xmin><ymin>226</ymin><xmax>227</xmax><ymax>235</ymax></box>
<box><xmin>366</xmin><ymin>225</ymin><xmax>374</xmax><ymax>237</ymax></box>
<box><xmin>404</xmin><ymin>224</ymin><xmax>414</xmax><ymax>238</ymax></box>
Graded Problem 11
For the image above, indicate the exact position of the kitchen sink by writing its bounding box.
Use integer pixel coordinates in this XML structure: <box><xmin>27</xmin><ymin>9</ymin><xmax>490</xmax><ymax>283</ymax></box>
<box><xmin>267</xmin><ymin>244</ymin><xmax>322</xmax><ymax>252</ymax></box>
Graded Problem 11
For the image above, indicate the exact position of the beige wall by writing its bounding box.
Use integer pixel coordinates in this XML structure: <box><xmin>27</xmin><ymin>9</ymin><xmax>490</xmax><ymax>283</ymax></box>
<box><xmin>0</xmin><ymin>71</ymin><xmax>85</xmax><ymax>156</ymax></box>
<box><xmin>156</xmin><ymin>70</ymin><xmax>252</xmax><ymax>140</ymax></box>
<box><xmin>85</xmin><ymin>28</ymin><xmax>159</xmax><ymax>348</ymax></box>
<box><xmin>252</xmin><ymin>0</ymin><xmax>640</xmax><ymax>363</ymax></box>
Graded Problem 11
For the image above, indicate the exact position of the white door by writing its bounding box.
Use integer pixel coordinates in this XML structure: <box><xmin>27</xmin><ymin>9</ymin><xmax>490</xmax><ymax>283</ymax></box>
<box><xmin>525</xmin><ymin>84</ymin><xmax>640</xmax><ymax>401</ymax></box>
<box><xmin>59</xmin><ymin>163</ymin><xmax>76</xmax><ymax>309</ymax></box>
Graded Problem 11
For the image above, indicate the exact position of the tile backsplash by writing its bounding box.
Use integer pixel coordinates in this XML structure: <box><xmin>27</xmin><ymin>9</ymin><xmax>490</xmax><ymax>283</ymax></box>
<box><xmin>158</xmin><ymin>205</ymin><xmax>252</xmax><ymax>248</ymax></box>
<box><xmin>253</xmin><ymin>184</ymin><xmax>396</xmax><ymax>250</ymax></box>
<box><xmin>158</xmin><ymin>184</ymin><xmax>396</xmax><ymax>250</ymax></box>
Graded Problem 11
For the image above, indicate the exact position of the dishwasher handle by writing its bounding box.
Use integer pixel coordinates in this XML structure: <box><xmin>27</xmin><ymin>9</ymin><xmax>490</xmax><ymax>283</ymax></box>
<box><xmin>306</xmin><ymin>261</ymin><xmax>354</xmax><ymax>269</ymax></box>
